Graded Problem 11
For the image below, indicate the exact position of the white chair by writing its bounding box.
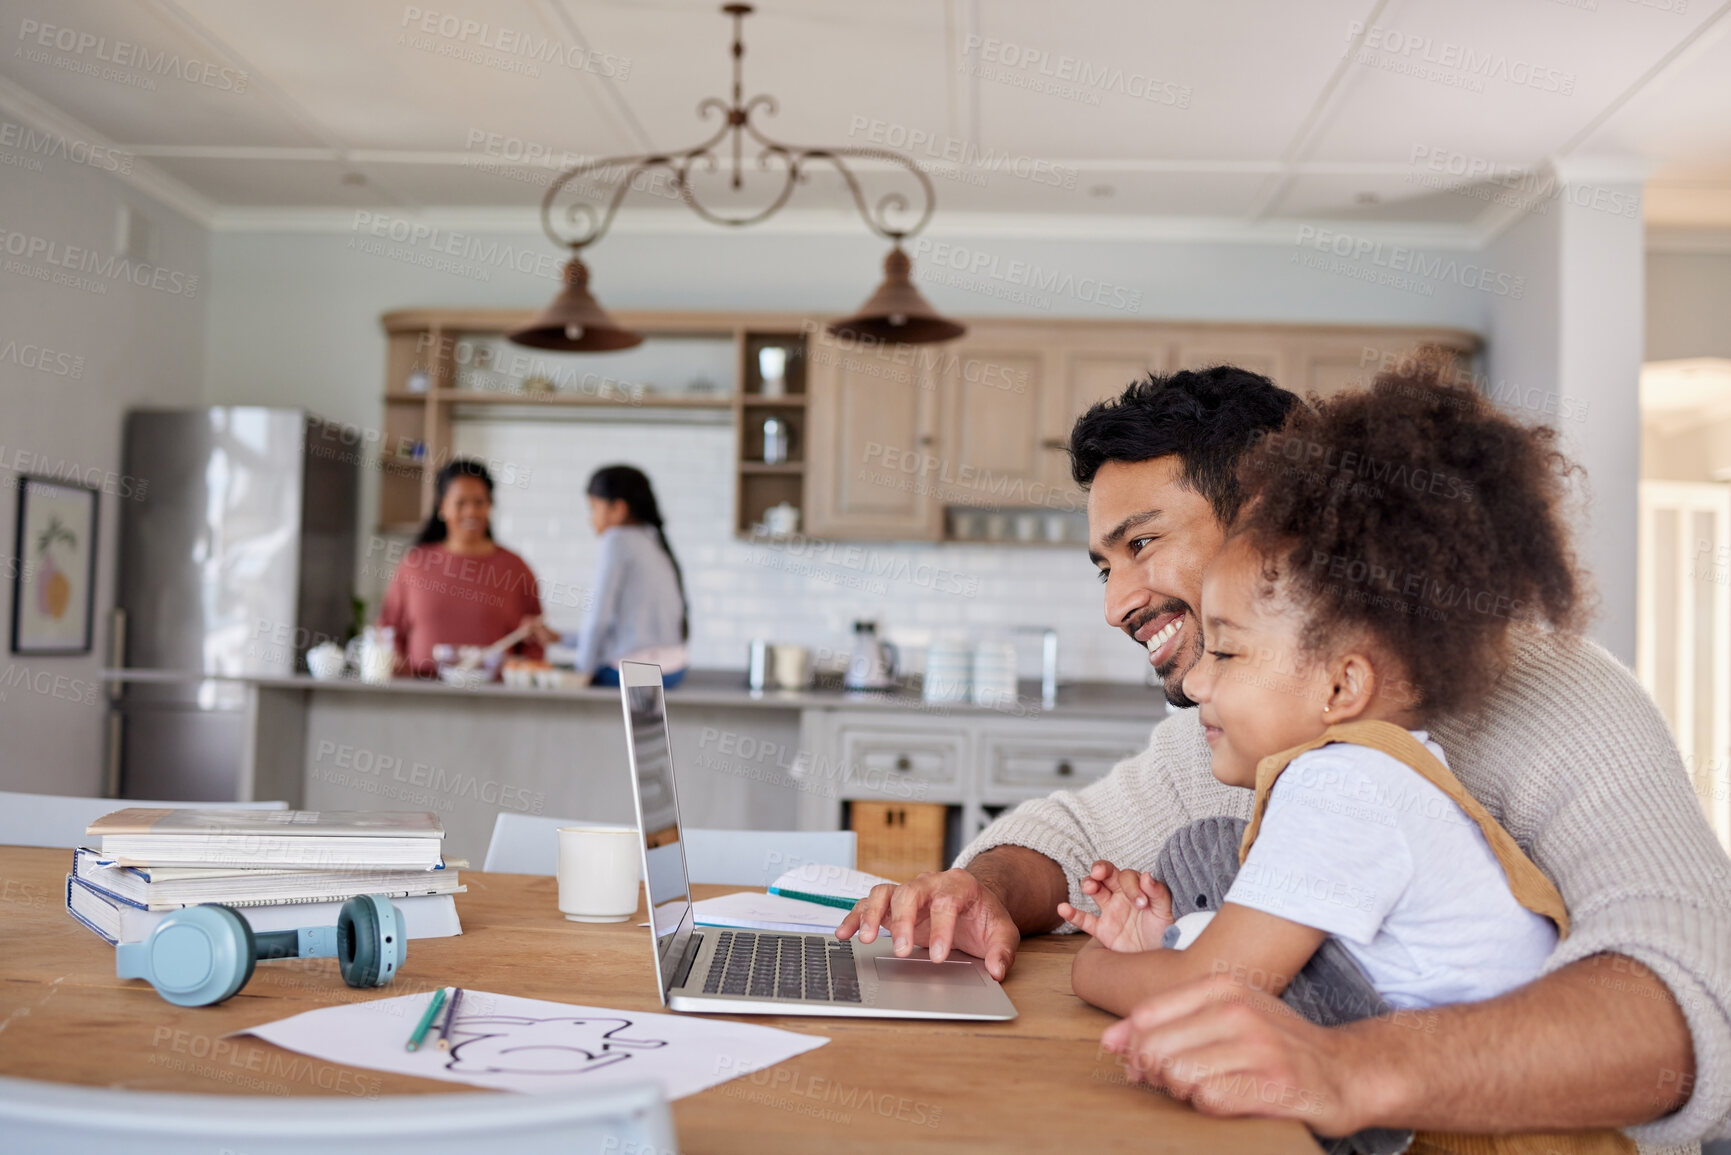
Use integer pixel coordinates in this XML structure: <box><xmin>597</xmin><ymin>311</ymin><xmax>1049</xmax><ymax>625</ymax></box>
<box><xmin>683</xmin><ymin>828</ymin><xmax>857</xmax><ymax>887</ymax></box>
<box><xmin>0</xmin><ymin>1074</ymin><xmax>677</xmax><ymax>1155</ymax></box>
<box><xmin>0</xmin><ymin>791</ymin><xmax>288</xmax><ymax>850</ymax></box>
<box><xmin>482</xmin><ymin>811</ymin><xmax>856</xmax><ymax>884</ymax></box>
<box><xmin>481</xmin><ymin>812</ymin><xmax>598</xmax><ymax>873</ymax></box>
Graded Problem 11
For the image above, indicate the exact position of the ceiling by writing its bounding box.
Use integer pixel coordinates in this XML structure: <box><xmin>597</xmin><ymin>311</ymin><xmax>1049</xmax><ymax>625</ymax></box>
<box><xmin>2</xmin><ymin>0</ymin><xmax>1728</xmax><ymax>242</ymax></box>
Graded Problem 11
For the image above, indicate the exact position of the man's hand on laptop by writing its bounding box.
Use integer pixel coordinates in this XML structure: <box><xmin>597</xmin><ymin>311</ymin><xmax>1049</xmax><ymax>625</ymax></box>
<box><xmin>835</xmin><ymin>869</ymin><xmax>1021</xmax><ymax>981</ymax></box>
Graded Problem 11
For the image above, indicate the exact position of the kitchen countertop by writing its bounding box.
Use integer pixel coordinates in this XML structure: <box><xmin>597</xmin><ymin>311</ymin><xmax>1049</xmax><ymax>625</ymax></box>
<box><xmin>101</xmin><ymin>667</ymin><xmax>1168</xmax><ymax>723</ymax></box>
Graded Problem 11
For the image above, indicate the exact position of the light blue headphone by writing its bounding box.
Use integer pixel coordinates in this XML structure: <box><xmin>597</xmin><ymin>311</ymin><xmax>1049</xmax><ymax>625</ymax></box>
<box><xmin>116</xmin><ymin>894</ymin><xmax>406</xmax><ymax>1007</ymax></box>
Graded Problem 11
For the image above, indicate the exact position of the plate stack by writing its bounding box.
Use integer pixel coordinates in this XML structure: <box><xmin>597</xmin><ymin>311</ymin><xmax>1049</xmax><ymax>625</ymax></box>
<box><xmin>971</xmin><ymin>640</ymin><xmax>1019</xmax><ymax>708</ymax></box>
<box><xmin>923</xmin><ymin>634</ymin><xmax>973</xmax><ymax>704</ymax></box>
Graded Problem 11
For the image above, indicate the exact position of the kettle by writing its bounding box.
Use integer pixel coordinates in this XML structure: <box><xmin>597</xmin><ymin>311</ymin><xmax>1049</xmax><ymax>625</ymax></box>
<box><xmin>843</xmin><ymin>620</ymin><xmax>899</xmax><ymax>691</ymax></box>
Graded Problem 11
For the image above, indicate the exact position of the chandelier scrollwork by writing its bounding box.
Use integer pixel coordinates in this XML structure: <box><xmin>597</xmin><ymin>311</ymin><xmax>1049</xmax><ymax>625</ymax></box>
<box><xmin>537</xmin><ymin>6</ymin><xmax>935</xmax><ymax>252</ymax></box>
<box><xmin>510</xmin><ymin>3</ymin><xmax>963</xmax><ymax>353</ymax></box>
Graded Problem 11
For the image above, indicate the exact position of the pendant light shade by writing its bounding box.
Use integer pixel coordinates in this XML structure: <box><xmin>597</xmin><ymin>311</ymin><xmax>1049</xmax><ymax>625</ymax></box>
<box><xmin>827</xmin><ymin>247</ymin><xmax>966</xmax><ymax>346</ymax></box>
<box><xmin>507</xmin><ymin>257</ymin><xmax>643</xmax><ymax>352</ymax></box>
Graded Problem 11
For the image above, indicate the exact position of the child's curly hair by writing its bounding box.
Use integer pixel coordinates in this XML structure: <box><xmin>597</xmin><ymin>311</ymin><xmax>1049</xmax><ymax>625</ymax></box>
<box><xmin>1233</xmin><ymin>351</ymin><xmax>1589</xmax><ymax>718</ymax></box>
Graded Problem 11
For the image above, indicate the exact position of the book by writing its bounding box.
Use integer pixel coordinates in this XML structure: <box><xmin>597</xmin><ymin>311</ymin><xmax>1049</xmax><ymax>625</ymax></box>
<box><xmin>689</xmin><ymin>891</ymin><xmax>851</xmax><ymax>934</ymax></box>
<box><xmin>72</xmin><ymin>847</ymin><xmax>462</xmax><ymax>910</ymax></box>
<box><xmin>65</xmin><ymin>874</ymin><xmax>464</xmax><ymax>946</ymax></box>
<box><xmin>87</xmin><ymin>809</ymin><xmax>444</xmax><ymax>869</ymax></box>
<box><xmin>767</xmin><ymin>863</ymin><xmax>896</xmax><ymax>908</ymax></box>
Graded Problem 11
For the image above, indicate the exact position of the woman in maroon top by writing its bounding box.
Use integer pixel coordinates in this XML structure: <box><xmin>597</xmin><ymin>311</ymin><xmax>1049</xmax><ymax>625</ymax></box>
<box><xmin>377</xmin><ymin>459</ymin><xmax>545</xmax><ymax>677</ymax></box>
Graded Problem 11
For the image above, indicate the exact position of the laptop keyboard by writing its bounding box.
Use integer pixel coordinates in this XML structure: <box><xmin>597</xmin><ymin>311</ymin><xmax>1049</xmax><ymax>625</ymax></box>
<box><xmin>700</xmin><ymin>931</ymin><xmax>861</xmax><ymax>1003</ymax></box>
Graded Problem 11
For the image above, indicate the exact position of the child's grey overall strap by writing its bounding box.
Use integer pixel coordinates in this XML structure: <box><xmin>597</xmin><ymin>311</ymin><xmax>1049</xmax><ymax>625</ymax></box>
<box><xmin>1153</xmin><ymin>816</ymin><xmax>1413</xmax><ymax>1155</ymax></box>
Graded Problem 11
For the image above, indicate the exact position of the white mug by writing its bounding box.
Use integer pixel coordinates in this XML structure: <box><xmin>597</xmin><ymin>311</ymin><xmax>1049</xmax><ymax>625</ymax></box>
<box><xmin>556</xmin><ymin>825</ymin><xmax>641</xmax><ymax>923</ymax></box>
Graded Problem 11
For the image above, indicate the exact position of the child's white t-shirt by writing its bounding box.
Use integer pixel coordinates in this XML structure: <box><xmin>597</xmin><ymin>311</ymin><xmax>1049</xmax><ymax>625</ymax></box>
<box><xmin>1222</xmin><ymin>730</ymin><xmax>1559</xmax><ymax>1010</ymax></box>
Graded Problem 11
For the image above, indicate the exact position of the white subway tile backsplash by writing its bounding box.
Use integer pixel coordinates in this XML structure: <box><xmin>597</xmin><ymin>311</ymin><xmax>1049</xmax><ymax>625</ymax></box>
<box><xmin>449</xmin><ymin>418</ymin><xmax>1143</xmax><ymax>682</ymax></box>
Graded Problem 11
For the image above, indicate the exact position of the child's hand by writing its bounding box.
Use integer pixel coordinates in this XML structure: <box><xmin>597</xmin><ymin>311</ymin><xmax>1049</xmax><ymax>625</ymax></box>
<box><xmin>1058</xmin><ymin>860</ymin><xmax>1175</xmax><ymax>953</ymax></box>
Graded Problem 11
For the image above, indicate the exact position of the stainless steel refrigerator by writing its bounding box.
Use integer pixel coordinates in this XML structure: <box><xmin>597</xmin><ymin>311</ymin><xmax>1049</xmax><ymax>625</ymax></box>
<box><xmin>109</xmin><ymin>407</ymin><xmax>358</xmax><ymax>801</ymax></box>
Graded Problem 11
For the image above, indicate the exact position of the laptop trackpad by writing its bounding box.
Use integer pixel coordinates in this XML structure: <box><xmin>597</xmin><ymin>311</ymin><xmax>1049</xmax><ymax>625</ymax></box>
<box><xmin>872</xmin><ymin>957</ymin><xmax>985</xmax><ymax>987</ymax></box>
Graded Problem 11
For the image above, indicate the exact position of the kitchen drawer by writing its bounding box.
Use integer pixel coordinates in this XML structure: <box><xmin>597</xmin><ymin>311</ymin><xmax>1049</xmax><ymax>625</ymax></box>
<box><xmin>982</xmin><ymin>728</ymin><xmax>1146</xmax><ymax>793</ymax></box>
<box><xmin>835</xmin><ymin>724</ymin><xmax>963</xmax><ymax>798</ymax></box>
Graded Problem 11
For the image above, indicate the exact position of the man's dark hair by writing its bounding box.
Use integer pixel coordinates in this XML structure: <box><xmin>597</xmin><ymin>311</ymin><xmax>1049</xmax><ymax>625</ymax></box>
<box><xmin>1068</xmin><ymin>365</ymin><xmax>1301</xmax><ymax>524</ymax></box>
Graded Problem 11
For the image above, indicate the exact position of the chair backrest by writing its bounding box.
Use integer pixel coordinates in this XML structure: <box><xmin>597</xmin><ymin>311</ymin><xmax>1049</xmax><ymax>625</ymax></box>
<box><xmin>481</xmin><ymin>812</ymin><xmax>587</xmax><ymax>873</ymax></box>
<box><xmin>0</xmin><ymin>792</ymin><xmax>289</xmax><ymax>850</ymax></box>
<box><xmin>683</xmin><ymin>829</ymin><xmax>858</xmax><ymax>887</ymax></box>
<box><xmin>0</xmin><ymin>1074</ymin><xmax>677</xmax><ymax>1155</ymax></box>
<box><xmin>481</xmin><ymin>812</ymin><xmax>856</xmax><ymax>886</ymax></box>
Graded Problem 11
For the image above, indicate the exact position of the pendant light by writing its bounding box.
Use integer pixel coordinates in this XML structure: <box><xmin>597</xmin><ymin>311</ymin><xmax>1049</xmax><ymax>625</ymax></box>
<box><xmin>509</xmin><ymin>4</ymin><xmax>964</xmax><ymax>354</ymax></box>
<box><xmin>506</xmin><ymin>257</ymin><xmax>642</xmax><ymax>352</ymax></box>
<box><xmin>828</xmin><ymin>246</ymin><xmax>965</xmax><ymax>346</ymax></box>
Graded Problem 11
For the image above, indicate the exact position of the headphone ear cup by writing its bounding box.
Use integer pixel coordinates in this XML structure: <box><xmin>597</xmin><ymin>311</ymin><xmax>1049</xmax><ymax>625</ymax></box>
<box><xmin>227</xmin><ymin>905</ymin><xmax>259</xmax><ymax>996</ymax></box>
<box><xmin>338</xmin><ymin>895</ymin><xmax>379</xmax><ymax>987</ymax></box>
<box><xmin>336</xmin><ymin>894</ymin><xmax>404</xmax><ymax>988</ymax></box>
<box><xmin>139</xmin><ymin>904</ymin><xmax>255</xmax><ymax>1007</ymax></box>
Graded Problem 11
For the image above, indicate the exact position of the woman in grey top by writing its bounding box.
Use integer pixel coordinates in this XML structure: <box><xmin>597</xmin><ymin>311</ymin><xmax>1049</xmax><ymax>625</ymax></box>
<box><xmin>557</xmin><ymin>465</ymin><xmax>689</xmax><ymax>687</ymax></box>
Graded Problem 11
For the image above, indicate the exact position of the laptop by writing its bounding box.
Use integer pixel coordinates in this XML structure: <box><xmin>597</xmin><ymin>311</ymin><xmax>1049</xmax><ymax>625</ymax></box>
<box><xmin>617</xmin><ymin>660</ymin><xmax>1017</xmax><ymax>1021</ymax></box>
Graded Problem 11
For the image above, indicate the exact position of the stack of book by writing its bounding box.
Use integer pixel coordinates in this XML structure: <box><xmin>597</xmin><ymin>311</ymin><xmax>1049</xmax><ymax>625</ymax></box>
<box><xmin>66</xmin><ymin>808</ymin><xmax>464</xmax><ymax>945</ymax></box>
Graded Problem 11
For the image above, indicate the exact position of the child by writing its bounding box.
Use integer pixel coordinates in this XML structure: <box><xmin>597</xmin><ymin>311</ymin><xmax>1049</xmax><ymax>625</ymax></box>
<box><xmin>1062</xmin><ymin>359</ymin><xmax>1628</xmax><ymax>1154</ymax></box>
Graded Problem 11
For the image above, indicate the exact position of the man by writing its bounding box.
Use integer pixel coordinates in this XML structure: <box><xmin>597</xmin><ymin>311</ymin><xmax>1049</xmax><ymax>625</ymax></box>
<box><xmin>836</xmin><ymin>366</ymin><xmax>1731</xmax><ymax>1150</ymax></box>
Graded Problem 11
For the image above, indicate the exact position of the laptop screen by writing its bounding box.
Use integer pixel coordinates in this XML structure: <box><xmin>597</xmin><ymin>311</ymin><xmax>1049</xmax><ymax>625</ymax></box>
<box><xmin>618</xmin><ymin>661</ymin><xmax>696</xmax><ymax>997</ymax></box>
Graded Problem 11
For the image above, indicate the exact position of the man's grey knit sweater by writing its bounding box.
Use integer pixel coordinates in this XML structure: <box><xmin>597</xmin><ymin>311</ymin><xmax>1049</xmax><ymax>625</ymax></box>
<box><xmin>955</xmin><ymin>634</ymin><xmax>1731</xmax><ymax>1150</ymax></box>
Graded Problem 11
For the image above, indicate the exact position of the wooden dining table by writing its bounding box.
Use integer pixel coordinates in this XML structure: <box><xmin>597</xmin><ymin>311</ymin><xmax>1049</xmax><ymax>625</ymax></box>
<box><xmin>0</xmin><ymin>845</ymin><xmax>1318</xmax><ymax>1153</ymax></box>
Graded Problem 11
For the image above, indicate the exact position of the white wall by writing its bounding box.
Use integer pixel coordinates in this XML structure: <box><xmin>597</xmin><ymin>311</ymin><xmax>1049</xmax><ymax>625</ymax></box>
<box><xmin>446</xmin><ymin>417</ymin><xmax>1142</xmax><ymax>682</ymax></box>
<box><xmin>1648</xmin><ymin>249</ymin><xmax>1731</xmax><ymax>362</ymax></box>
<box><xmin>204</xmin><ymin>218</ymin><xmax>1493</xmax><ymax>681</ymax></box>
<box><xmin>1486</xmin><ymin>178</ymin><xmax>1647</xmax><ymax>664</ymax></box>
<box><xmin>0</xmin><ymin>155</ymin><xmax>207</xmax><ymax>795</ymax></box>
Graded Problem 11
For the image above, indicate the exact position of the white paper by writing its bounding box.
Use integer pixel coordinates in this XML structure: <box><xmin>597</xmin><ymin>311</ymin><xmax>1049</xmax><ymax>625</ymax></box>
<box><xmin>240</xmin><ymin>989</ymin><xmax>828</xmax><ymax>1099</ymax></box>
<box><xmin>690</xmin><ymin>891</ymin><xmax>846</xmax><ymax>933</ymax></box>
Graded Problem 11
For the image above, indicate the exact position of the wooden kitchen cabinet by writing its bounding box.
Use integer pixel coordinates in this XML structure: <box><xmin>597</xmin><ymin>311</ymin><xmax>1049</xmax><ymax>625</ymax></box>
<box><xmin>936</xmin><ymin>327</ymin><xmax>1051</xmax><ymax>510</ymax></box>
<box><xmin>803</xmin><ymin>331</ymin><xmax>945</xmax><ymax>540</ymax></box>
<box><xmin>382</xmin><ymin>309</ymin><xmax>1478</xmax><ymax>543</ymax></box>
<box><xmin>1040</xmin><ymin>328</ymin><xmax>1172</xmax><ymax>505</ymax></box>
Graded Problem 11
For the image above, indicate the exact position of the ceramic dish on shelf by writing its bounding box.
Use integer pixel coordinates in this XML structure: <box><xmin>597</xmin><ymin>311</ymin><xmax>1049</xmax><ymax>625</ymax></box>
<box><xmin>438</xmin><ymin>666</ymin><xmax>490</xmax><ymax>689</ymax></box>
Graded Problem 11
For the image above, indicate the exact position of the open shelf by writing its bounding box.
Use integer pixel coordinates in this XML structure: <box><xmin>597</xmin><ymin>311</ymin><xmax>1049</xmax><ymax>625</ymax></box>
<box><xmin>379</xmin><ymin>310</ymin><xmax>817</xmax><ymax>537</ymax></box>
<box><xmin>434</xmin><ymin>389</ymin><xmax>732</xmax><ymax>409</ymax></box>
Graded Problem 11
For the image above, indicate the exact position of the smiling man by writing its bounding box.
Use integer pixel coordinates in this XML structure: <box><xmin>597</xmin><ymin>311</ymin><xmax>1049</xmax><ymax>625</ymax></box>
<box><xmin>835</xmin><ymin>365</ymin><xmax>1731</xmax><ymax>1150</ymax></box>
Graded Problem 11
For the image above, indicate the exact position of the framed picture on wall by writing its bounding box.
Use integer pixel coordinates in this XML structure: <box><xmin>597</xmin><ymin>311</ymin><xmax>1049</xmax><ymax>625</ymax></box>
<box><xmin>10</xmin><ymin>476</ymin><xmax>99</xmax><ymax>655</ymax></box>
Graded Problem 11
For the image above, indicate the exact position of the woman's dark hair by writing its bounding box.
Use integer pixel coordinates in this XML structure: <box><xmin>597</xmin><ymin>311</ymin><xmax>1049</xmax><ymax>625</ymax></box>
<box><xmin>1233</xmin><ymin>350</ymin><xmax>1588</xmax><ymax>718</ymax></box>
<box><xmin>587</xmin><ymin>465</ymin><xmax>689</xmax><ymax>641</ymax></box>
<box><xmin>1069</xmin><ymin>365</ymin><xmax>1302</xmax><ymax>524</ymax></box>
<box><xmin>415</xmin><ymin>459</ymin><xmax>495</xmax><ymax>546</ymax></box>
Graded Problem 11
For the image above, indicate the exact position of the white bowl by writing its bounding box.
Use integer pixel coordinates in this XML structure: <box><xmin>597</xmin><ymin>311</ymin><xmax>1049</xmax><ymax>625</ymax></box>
<box><xmin>306</xmin><ymin>644</ymin><xmax>347</xmax><ymax>680</ymax></box>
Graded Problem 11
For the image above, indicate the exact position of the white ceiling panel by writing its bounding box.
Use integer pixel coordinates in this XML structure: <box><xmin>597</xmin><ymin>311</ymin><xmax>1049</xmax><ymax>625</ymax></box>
<box><xmin>964</xmin><ymin>0</ymin><xmax>1370</xmax><ymax>161</ymax></box>
<box><xmin>0</xmin><ymin>0</ymin><xmax>1724</xmax><ymax>232</ymax></box>
<box><xmin>1576</xmin><ymin>15</ymin><xmax>1731</xmax><ymax>159</ymax></box>
<box><xmin>170</xmin><ymin>0</ymin><xmax>643</xmax><ymax>157</ymax></box>
<box><xmin>0</xmin><ymin>0</ymin><xmax>318</xmax><ymax>147</ymax></box>
<box><xmin>1303</xmin><ymin>0</ymin><xmax>1725</xmax><ymax>163</ymax></box>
